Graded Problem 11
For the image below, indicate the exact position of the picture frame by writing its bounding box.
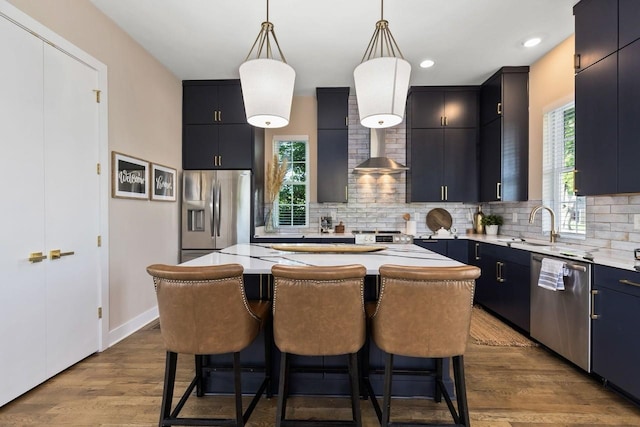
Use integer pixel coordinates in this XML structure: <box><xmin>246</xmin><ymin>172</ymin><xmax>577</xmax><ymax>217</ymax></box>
<box><xmin>112</xmin><ymin>151</ymin><xmax>149</xmax><ymax>199</ymax></box>
<box><xmin>150</xmin><ymin>163</ymin><xmax>177</xmax><ymax>202</ymax></box>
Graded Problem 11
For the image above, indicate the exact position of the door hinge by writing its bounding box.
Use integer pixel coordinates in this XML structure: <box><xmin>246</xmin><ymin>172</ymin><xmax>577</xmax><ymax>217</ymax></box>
<box><xmin>97</xmin><ymin>163</ymin><xmax>101</xmax><ymax>174</ymax></box>
<box><xmin>97</xmin><ymin>235</ymin><xmax>102</xmax><ymax>247</ymax></box>
<box><xmin>98</xmin><ymin>307</ymin><xmax>103</xmax><ymax>319</ymax></box>
<box><xmin>94</xmin><ymin>89</ymin><xmax>101</xmax><ymax>103</ymax></box>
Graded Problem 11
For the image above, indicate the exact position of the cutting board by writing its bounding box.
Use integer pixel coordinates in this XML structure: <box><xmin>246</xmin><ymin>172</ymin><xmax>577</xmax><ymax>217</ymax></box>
<box><xmin>271</xmin><ymin>243</ymin><xmax>387</xmax><ymax>253</ymax></box>
<box><xmin>426</xmin><ymin>208</ymin><xmax>453</xmax><ymax>232</ymax></box>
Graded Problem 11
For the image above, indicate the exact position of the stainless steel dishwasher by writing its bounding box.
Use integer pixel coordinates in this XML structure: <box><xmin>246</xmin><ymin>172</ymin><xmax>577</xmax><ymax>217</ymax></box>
<box><xmin>530</xmin><ymin>254</ymin><xmax>592</xmax><ymax>372</ymax></box>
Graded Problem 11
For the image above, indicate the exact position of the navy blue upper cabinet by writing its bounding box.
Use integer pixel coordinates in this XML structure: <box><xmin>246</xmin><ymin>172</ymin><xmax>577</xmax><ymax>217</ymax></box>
<box><xmin>573</xmin><ymin>0</ymin><xmax>618</xmax><ymax>72</ymax></box>
<box><xmin>574</xmin><ymin>0</ymin><xmax>640</xmax><ymax>195</ymax></box>
<box><xmin>316</xmin><ymin>88</ymin><xmax>349</xmax><ymax>203</ymax></box>
<box><xmin>575</xmin><ymin>53</ymin><xmax>618</xmax><ymax>196</ymax></box>
<box><xmin>410</xmin><ymin>89</ymin><xmax>478</xmax><ymax>129</ymax></box>
<box><xmin>406</xmin><ymin>87</ymin><xmax>479</xmax><ymax>203</ymax></box>
<box><xmin>619</xmin><ymin>0</ymin><xmax>640</xmax><ymax>48</ymax></box>
<box><xmin>183</xmin><ymin>80</ymin><xmax>246</xmax><ymax>125</ymax></box>
<box><xmin>479</xmin><ymin>67</ymin><xmax>529</xmax><ymax>202</ymax></box>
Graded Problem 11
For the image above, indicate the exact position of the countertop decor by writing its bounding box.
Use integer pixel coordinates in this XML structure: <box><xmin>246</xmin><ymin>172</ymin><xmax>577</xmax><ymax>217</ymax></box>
<box><xmin>265</xmin><ymin>154</ymin><xmax>287</xmax><ymax>232</ymax></box>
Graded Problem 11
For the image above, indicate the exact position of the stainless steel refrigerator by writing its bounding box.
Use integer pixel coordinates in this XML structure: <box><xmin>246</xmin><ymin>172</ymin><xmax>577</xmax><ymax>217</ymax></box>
<box><xmin>181</xmin><ymin>170</ymin><xmax>251</xmax><ymax>262</ymax></box>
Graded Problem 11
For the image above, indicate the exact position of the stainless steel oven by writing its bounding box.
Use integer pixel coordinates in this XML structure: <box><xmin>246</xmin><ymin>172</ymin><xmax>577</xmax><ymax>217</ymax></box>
<box><xmin>530</xmin><ymin>254</ymin><xmax>592</xmax><ymax>372</ymax></box>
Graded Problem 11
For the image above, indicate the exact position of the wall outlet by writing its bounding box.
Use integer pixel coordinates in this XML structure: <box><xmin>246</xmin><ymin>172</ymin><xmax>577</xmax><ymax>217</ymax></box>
<box><xmin>634</xmin><ymin>214</ymin><xmax>640</xmax><ymax>230</ymax></box>
<box><xmin>512</xmin><ymin>212</ymin><xmax>518</xmax><ymax>223</ymax></box>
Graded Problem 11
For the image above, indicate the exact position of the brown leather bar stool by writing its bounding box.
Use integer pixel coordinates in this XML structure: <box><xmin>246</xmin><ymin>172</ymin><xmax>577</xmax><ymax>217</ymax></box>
<box><xmin>271</xmin><ymin>264</ymin><xmax>367</xmax><ymax>427</ymax></box>
<box><xmin>365</xmin><ymin>264</ymin><xmax>481</xmax><ymax>427</ymax></box>
<box><xmin>146</xmin><ymin>263</ymin><xmax>271</xmax><ymax>427</ymax></box>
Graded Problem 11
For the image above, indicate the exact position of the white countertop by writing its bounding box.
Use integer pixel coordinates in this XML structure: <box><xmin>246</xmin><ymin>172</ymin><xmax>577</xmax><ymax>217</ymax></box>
<box><xmin>181</xmin><ymin>243</ymin><xmax>463</xmax><ymax>275</ymax></box>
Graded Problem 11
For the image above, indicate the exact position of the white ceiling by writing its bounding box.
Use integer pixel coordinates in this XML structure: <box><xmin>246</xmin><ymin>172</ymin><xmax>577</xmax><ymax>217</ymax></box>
<box><xmin>90</xmin><ymin>0</ymin><xmax>579</xmax><ymax>95</ymax></box>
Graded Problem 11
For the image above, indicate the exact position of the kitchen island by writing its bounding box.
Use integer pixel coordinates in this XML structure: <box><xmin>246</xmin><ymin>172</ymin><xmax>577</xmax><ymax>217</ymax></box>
<box><xmin>181</xmin><ymin>243</ymin><xmax>465</xmax><ymax>398</ymax></box>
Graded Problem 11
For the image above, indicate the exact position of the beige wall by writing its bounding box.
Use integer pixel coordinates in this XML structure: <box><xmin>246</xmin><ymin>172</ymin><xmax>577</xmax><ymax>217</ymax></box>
<box><xmin>265</xmin><ymin>96</ymin><xmax>318</xmax><ymax>201</ymax></box>
<box><xmin>528</xmin><ymin>35</ymin><xmax>576</xmax><ymax>200</ymax></box>
<box><xmin>8</xmin><ymin>0</ymin><xmax>182</xmax><ymax>338</ymax></box>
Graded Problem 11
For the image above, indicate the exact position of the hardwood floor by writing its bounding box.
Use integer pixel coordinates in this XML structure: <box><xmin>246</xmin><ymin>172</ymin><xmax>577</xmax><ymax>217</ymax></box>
<box><xmin>1</xmin><ymin>323</ymin><xmax>639</xmax><ymax>426</ymax></box>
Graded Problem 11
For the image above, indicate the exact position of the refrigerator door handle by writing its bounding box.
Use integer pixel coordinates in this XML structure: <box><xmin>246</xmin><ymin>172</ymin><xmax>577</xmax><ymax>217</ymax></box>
<box><xmin>215</xmin><ymin>180</ymin><xmax>221</xmax><ymax>237</ymax></box>
<box><xmin>210</xmin><ymin>178</ymin><xmax>216</xmax><ymax>238</ymax></box>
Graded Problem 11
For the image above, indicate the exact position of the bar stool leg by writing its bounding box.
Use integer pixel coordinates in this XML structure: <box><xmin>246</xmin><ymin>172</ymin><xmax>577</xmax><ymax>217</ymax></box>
<box><xmin>276</xmin><ymin>352</ymin><xmax>288</xmax><ymax>427</ymax></box>
<box><xmin>381</xmin><ymin>353</ymin><xmax>394</xmax><ymax>427</ymax></box>
<box><xmin>160</xmin><ymin>351</ymin><xmax>177</xmax><ymax>427</ymax></box>
<box><xmin>233</xmin><ymin>352</ymin><xmax>244</xmax><ymax>426</ymax></box>
<box><xmin>434</xmin><ymin>357</ymin><xmax>443</xmax><ymax>403</ymax></box>
<box><xmin>265</xmin><ymin>316</ymin><xmax>273</xmax><ymax>398</ymax></box>
<box><xmin>453</xmin><ymin>355</ymin><xmax>470</xmax><ymax>427</ymax></box>
<box><xmin>195</xmin><ymin>355</ymin><xmax>204</xmax><ymax>397</ymax></box>
<box><xmin>348</xmin><ymin>352</ymin><xmax>363</xmax><ymax>427</ymax></box>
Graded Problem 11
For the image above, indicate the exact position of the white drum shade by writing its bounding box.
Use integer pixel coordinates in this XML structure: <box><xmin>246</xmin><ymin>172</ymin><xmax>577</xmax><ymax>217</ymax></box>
<box><xmin>239</xmin><ymin>58</ymin><xmax>295</xmax><ymax>128</ymax></box>
<box><xmin>353</xmin><ymin>56</ymin><xmax>411</xmax><ymax>128</ymax></box>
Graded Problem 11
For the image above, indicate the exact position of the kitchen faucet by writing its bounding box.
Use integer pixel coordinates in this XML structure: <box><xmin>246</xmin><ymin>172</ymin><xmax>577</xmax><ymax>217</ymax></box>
<box><xmin>529</xmin><ymin>205</ymin><xmax>559</xmax><ymax>243</ymax></box>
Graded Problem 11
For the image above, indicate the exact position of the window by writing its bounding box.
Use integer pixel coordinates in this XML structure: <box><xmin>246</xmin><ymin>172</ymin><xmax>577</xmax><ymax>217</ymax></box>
<box><xmin>542</xmin><ymin>102</ymin><xmax>585</xmax><ymax>237</ymax></box>
<box><xmin>274</xmin><ymin>137</ymin><xmax>309</xmax><ymax>227</ymax></box>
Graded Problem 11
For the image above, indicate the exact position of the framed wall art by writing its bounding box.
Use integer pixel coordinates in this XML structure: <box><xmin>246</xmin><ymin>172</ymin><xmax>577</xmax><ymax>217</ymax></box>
<box><xmin>150</xmin><ymin>163</ymin><xmax>177</xmax><ymax>202</ymax></box>
<box><xmin>112</xmin><ymin>151</ymin><xmax>149</xmax><ymax>199</ymax></box>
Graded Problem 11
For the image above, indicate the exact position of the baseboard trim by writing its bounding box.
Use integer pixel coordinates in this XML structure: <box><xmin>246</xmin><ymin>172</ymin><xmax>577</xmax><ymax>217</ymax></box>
<box><xmin>107</xmin><ymin>306</ymin><xmax>159</xmax><ymax>348</ymax></box>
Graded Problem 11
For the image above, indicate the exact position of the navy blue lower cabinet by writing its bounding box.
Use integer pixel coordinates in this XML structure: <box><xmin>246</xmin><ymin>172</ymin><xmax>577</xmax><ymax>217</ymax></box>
<box><xmin>468</xmin><ymin>242</ymin><xmax>530</xmax><ymax>333</ymax></box>
<box><xmin>592</xmin><ymin>265</ymin><xmax>640</xmax><ymax>403</ymax></box>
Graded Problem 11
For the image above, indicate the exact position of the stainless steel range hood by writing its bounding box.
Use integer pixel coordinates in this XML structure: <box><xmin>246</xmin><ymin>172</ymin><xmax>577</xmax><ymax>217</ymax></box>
<box><xmin>353</xmin><ymin>128</ymin><xmax>408</xmax><ymax>174</ymax></box>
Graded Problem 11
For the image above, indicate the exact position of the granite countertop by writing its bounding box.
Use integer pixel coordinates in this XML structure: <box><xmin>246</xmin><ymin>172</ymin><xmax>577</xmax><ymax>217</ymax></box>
<box><xmin>181</xmin><ymin>243</ymin><xmax>463</xmax><ymax>275</ymax></box>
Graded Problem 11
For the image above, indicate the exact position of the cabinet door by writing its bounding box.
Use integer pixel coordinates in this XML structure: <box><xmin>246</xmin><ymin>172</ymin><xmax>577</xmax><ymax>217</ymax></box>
<box><xmin>218</xmin><ymin>83</ymin><xmax>246</xmax><ymax>124</ymax></box>
<box><xmin>317</xmin><ymin>129</ymin><xmax>348</xmax><ymax>202</ymax></box>
<box><xmin>479</xmin><ymin>119</ymin><xmax>501</xmax><ymax>202</ymax></box>
<box><xmin>410</xmin><ymin>91</ymin><xmax>444</xmax><ymax>128</ymax></box>
<box><xmin>619</xmin><ymin>0</ymin><xmax>640</xmax><ymax>48</ymax></box>
<box><xmin>413</xmin><ymin>239</ymin><xmax>447</xmax><ymax>255</ymax></box>
<box><xmin>183</xmin><ymin>125</ymin><xmax>218</xmax><ymax>169</ymax></box>
<box><xmin>218</xmin><ymin>124</ymin><xmax>253</xmax><ymax>169</ymax></box>
<box><xmin>444</xmin><ymin>128</ymin><xmax>477</xmax><ymax>202</ymax></box>
<box><xmin>183</xmin><ymin>85</ymin><xmax>219</xmax><ymax>124</ymax></box>
<box><xmin>575</xmin><ymin>53</ymin><xmax>617</xmax><ymax>196</ymax></box>
<box><xmin>316</xmin><ymin>88</ymin><xmax>349</xmax><ymax>129</ymax></box>
<box><xmin>498</xmin><ymin>259</ymin><xmax>530</xmax><ymax>332</ymax></box>
<box><xmin>617</xmin><ymin>40</ymin><xmax>640</xmax><ymax>194</ymax></box>
<box><xmin>408</xmin><ymin>129</ymin><xmax>444</xmax><ymax>202</ymax></box>
<box><xmin>444</xmin><ymin>91</ymin><xmax>478</xmax><ymax>128</ymax></box>
<box><xmin>480</xmin><ymin>73</ymin><xmax>501</xmax><ymax>126</ymax></box>
<box><xmin>592</xmin><ymin>285</ymin><xmax>640</xmax><ymax>401</ymax></box>
<box><xmin>447</xmin><ymin>240</ymin><xmax>468</xmax><ymax>264</ymax></box>
<box><xmin>574</xmin><ymin>0</ymin><xmax>618</xmax><ymax>72</ymax></box>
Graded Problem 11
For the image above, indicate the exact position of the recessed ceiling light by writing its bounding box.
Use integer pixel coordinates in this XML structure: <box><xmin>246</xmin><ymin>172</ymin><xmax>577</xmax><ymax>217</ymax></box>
<box><xmin>523</xmin><ymin>37</ymin><xmax>542</xmax><ymax>48</ymax></box>
<box><xmin>420</xmin><ymin>59</ymin><xmax>435</xmax><ymax>68</ymax></box>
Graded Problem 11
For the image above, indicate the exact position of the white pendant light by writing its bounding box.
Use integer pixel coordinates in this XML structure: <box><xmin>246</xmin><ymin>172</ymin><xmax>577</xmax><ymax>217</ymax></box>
<box><xmin>354</xmin><ymin>0</ymin><xmax>411</xmax><ymax>129</ymax></box>
<box><xmin>239</xmin><ymin>1</ymin><xmax>295</xmax><ymax>129</ymax></box>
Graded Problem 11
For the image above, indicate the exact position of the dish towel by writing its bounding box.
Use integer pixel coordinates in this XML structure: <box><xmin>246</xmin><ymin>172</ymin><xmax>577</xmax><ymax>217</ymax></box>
<box><xmin>538</xmin><ymin>258</ymin><xmax>567</xmax><ymax>291</ymax></box>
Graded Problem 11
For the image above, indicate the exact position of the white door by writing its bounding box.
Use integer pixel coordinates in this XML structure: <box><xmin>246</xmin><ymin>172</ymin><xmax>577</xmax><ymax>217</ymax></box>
<box><xmin>0</xmin><ymin>13</ymin><xmax>48</xmax><ymax>407</ymax></box>
<box><xmin>43</xmin><ymin>44</ymin><xmax>100</xmax><ymax>376</ymax></box>
<box><xmin>0</xmin><ymin>14</ymin><xmax>100</xmax><ymax>406</ymax></box>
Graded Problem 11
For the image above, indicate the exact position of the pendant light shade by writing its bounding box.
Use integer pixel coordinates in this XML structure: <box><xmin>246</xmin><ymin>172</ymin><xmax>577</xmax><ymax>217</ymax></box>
<box><xmin>354</xmin><ymin>57</ymin><xmax>411</xmax><ymax>128</ymax></box>
<box><xmin>240</xmin><ymin>58</ymin><xmax>295</xmax><ymax>128</ymax></box>
<box><xmin>239</xmin><ymin>2</ymin><xmax>295</xmax><ymax>129</ymax></box>
<box><xmin>354</xmin><ymin>1</ymin><xmax>411</xmax><ymax>129</ymax></box>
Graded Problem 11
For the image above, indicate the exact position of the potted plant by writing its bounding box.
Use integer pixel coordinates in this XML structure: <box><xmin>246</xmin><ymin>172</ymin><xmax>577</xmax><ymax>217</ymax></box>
<box><xmin>481</xmin><ymin>214</ymin><xmax>503</xmax><ymax>235</ymax></box>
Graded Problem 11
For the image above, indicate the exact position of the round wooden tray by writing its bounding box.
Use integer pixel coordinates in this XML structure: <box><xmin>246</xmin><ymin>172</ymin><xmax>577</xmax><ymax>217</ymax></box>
<box><xmin>426</xmin><ymin>208</ymin><xmax>453</xmax><ymax>232</ymax></box>
<box><xmin>271</xmin><ymin>243</ymin><xmax>387</xmax><ymax>253</ymax></box>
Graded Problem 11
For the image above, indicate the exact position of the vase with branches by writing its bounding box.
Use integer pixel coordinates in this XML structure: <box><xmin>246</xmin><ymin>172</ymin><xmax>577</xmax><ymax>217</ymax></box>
<box><xmin>265</xmin><ymin>154</ymin><xmax>287</xmax><ymax>232</ymax></box>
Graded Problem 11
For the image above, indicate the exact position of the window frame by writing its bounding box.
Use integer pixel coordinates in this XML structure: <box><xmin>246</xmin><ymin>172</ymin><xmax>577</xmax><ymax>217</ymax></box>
<box><xmin>542</xmin><ymin>99</ymin><xmax>585</xmax><ymax>239</ymax></box>
<box><xmin>272</xmin><ymin>135</ymin><xmax>309</xmax><ymax>228</ymax></box>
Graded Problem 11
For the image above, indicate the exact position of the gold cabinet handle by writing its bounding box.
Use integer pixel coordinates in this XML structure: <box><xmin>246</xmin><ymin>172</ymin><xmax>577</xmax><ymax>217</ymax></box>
<box><xmin>496</xmin><ymin>182</ymin><xmax>502</xmax><ymax>200</ymax></box>
<box><xmin>444</xmin><ymin>185</ymin><xmax>448</xmax><ymax>201</ymax></box>
<box><xmin>444</xmin><ymin>116</ymin><xmax>448</xmax><ymax>126</ymax></box>
<box><xmin>29</xmin><ymin>252</ymin><xmax>47</xmax><ymax>263</ymax></box>
<box><xmin>218</xmin><ymin>155</ymin><xmax>221</xmax><ymax>167</ymax></box>
<box><xmin>440</xmin><ymin>116</ymin><xmax>444</xmax><ymax>126</ymax></box>
<box><xmin>572</xmin><ymin>170</ymin><xmax>578</xmax><ymax>194</ymax></box>
<box><xmin>474</xmin><ymin>243</ymin><xmax>480</xmax><ymax>260</ymax></box>
<box><xmin>345</xmin><ymin>116</ymin><xmax>348</xmax><ymax>127</ymax></box>
<box><xmin>619</xmin><ymin>279</ymin><xmax>640</xmax><ymax>288</ymax></box>
<box><xmin>50</xmin><ymin>249</ymin><xmax>75</xmax><ymax>260</ymax></box>
<box><xmin>440</xmin><ymin>185</ymin><xmax>445</xmax><ymax>201</ymax></box>
<box><xmin>344</xmin><ymin>185</ymin><xmax>348</xmax><ymax>201</ymax></box>
<box><xmin>497</xmin><ymin>102</ymin><xmax>502</xmax><ymax>115</ymax></box>
<box><xmin>591</xmin><ymin>289</ymin><xmax>599</xmax><ymax>319</ymax></box>
<box><xmin>574</xmin><ymin>53</ymin><xmax>581</xmax><ymax>70</ymax></box>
